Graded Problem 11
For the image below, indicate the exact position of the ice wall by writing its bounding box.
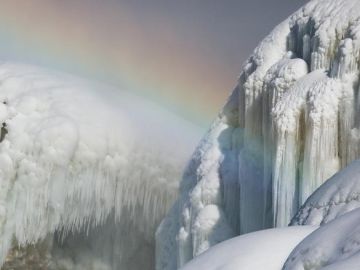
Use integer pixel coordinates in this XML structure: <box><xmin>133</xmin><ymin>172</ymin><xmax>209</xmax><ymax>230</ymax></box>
<box><xmin>157</xmin><ymin>0</ymin><xmax>360</xmax><ymax>268</ymax></box>
<box><xmin>0</xmin><ymin>63</ymin><xmax>201</xmax><ymax>270</ymax></box>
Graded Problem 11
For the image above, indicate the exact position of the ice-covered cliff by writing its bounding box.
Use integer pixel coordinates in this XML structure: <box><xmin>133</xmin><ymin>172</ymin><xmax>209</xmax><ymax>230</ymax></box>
<box><xmin>0</xmin><ymin>63</ymin><xmax>201</xmax><ymax>270</ymax></box>
<box><xmin>179</xmin><ymin>160</ymin><xmax>360</xmax><ymax>270</ymax></box>
<box><xmin>156</xmin><ymin>0</ymin><xmax>360</xmax><ymax>268</ymax></box>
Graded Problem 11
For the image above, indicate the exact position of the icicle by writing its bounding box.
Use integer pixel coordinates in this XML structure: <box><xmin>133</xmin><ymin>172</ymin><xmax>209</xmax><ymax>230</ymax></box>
<box><xmin>303</xmin><ymin>34</ymin><xmax>311</xmax><ymax>64</ymax></box>
<box><xmin>331</xmin><ymin>38</ymin><xmax>355</xmax><ymax>78</ymax></box>
<box><xmin>301</xmin><ymin>79</ymin><xmax>342</xmax><ymax>203</ymax></box>
<box><xmin>158</xmin><ymin>1</ymin><xmax>360</xmax><ymax>269</ymax></box>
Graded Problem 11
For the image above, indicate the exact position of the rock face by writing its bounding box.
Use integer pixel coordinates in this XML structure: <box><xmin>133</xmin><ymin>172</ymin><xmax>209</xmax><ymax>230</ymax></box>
<box><xmin>156</xmin><ymin>0</ymin><xmax>360</xmax><ymax>268</ymax></box>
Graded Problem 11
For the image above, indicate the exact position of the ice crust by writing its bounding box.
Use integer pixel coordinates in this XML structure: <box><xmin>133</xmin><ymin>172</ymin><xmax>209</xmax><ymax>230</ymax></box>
<box><xmin>0</xmin><ymin>63</ymin><xmax>201</xmax><ymax>269</ymax></box>
<box><xmin>157</xmin><ymin>0</ymin><xmax>360</xmax><ymax>268</ymax></box>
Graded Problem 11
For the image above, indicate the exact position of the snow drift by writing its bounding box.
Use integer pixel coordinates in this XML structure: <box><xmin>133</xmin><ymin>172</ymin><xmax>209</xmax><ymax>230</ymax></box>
<box><xmin>156</xmin><ymin>0</ymin><xmax>360</xmax><ymax>268</ymax></box>
<box><xmin>280</xmin><ymin>158</ymin><xmax>360</xmax><ymax>269</ymax></box>
<box><xmin>0</xmin><ymin>62</ymin><xmax>201</xmax><ymax>269</ymax></box>
<box><xmin>284</xmin><ymin>208</ymin><xmax>360</xmax><ymax>270</ymax></box>
<box><xmin>181</xmin><ymin>226</ymin><xmax>316</xmax><ymax>270</ymax></box>
<box><xmin>291</xmin><ymin>159</ymin><xmax>360</xmax><ymax>226</ymax></box>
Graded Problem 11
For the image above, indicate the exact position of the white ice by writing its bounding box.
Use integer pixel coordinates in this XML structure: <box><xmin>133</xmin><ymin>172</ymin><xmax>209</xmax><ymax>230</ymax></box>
<box><xmin>157</xmin><ymin>0</ymin><xmax>360</xmax><ymax>268</ymax></box>
<box><xmin>0</xmin><ymin>62</ymin><xmax>202</xmax><ymax>270</ymax></box>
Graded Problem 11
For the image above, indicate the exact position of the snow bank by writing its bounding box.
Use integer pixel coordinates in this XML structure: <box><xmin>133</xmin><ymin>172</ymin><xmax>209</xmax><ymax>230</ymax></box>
<box><xmin>157</xmin><ymin>0</ymin><xmax>360</xmax><ymax>268</ymax></box>
<box><xmin>292</xmin><ymin>159</ymin><xmax>360</xmax><ymax>226</ymax></box>
<box><xmin>0</xmin><ymin>62</ymin><xmax>201</xmax><ymax>269</ymax></box>
<box><xmin>181</xmin><ymin>226</ymin><xmax>316</xmax><ymax>270</ymax></box>
<box><xmin>284</xmin><ymin>209</ymin><xmax>360</xmax><ymax>270</ymax></box>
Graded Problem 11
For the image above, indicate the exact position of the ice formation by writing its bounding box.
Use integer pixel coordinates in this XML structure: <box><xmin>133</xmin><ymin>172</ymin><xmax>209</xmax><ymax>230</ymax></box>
<box><xmin>157</xmin><ymin>0</ymin><xmax>360</xmax><ymax>268</ymax></box>
<box><xmin>0</xmin><ymin>62</ymin><xmax>201</xmax><ymax>269</ymax></box>
<box><xmin>181</xmin><ymin>226</ymin><xmax>316</xmax><ymax>270</ymax></box>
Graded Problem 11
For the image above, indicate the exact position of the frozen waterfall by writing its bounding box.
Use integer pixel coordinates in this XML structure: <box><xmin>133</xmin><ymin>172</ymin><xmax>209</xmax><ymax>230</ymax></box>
<box><xmin>156</xmin><ymin>0</ymin><xmax>360</xmax><ymax>268</ymax></box>
<box><xmin>0</xmin><ymin>63</ymin><xmax>201</xmax><ymax>270</ymax></box>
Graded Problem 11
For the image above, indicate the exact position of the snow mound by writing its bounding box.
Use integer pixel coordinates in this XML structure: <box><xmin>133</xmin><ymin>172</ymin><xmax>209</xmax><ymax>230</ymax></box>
<box><xmin>157</xmin><ymin>0</ymin><xmax>360</xmax><ymax>268</ymax></box>
<box><xmin>291</xmin><ymin>159</ymin><xmax>360</xmax><ymax>226</ymax></box>
<box><xmin>181</xmin><ymin>226</ymin><xmax>316</xmax><ymax>270</ymax></box>
<box><xmin>284</xmin><ymin>209</ymin><xmax>360</xmax><ymax>270</ymax></box>
<box><xmin>0</xmin><ymin>62</ymin><xmax>201</xmax><ymax>269</ymax></box>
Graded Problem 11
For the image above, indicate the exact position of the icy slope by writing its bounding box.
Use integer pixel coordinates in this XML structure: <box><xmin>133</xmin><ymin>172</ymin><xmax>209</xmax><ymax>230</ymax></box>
<box><xmin>282</xmin><ymin>160</ymin><xmax>360</xmax><ymax>270</ymax></box>
<box><xmin>181</xmin><ymin>226</ymin><xmax>316</xmax><ymax>270</ymax></box>
<box><xmin>284</xmin><ymin>208</ymin><xmax>360</xmax><ymax>270</ymax></box>
<box><xmin>283</xmin><ymin>158</ymin><xmax>360</xmax><ymax>269</ymax></box>
<box><xmin>157</xmin><ymin>0</ymin><xmax>360</xmax><ymax>268</ymax></box>
<box><xmin>291</xmin><ymin>159</ymin><xmax>360</xmax><ymax>226</ymax></box>
<box><xmin>0</xmin><ymin>62</ymin><xmax>201</xmax><ymax>269</ymax></box>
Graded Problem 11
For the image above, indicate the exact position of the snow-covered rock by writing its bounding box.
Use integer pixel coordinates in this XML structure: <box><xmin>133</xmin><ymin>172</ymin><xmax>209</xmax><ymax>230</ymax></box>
<box><xmin>284</xmin><ymin>208</ymin><xmax>360</xmax><ymax>270</ymax></box>
<box><xmin>284</xmin><ymin>159</ymin><xmax>360</xmax><ymax>269</ymax></box>
<box><xmin>181</xmin><ymin>226</ymin><xmax>316</xmax><ymax>270</ymax></box>
<box><xmin>157</xmin><ymin>0</ymin><xmax>360</xmax><ymax>268</ymax></box>
<box><xmin>291</xmin><ymin>159</ymin><xmax>360</xmax><ymax>226</ymax></box>
<box><xmin>0</xmin><ymin>62</ymin><xmax>201</xmax><ymax>270</ymax></box>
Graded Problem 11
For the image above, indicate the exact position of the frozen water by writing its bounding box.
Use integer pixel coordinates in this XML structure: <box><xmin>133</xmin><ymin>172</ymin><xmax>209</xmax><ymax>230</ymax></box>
<box><xmin>0</xmin><ymin>62</ymin><xmax>201</xmax><ymax>269</ymax></box>
<box><xmin>157</xmin><ymin>0</ymin><xmax>360</xmax><ymax>268</ymax></box>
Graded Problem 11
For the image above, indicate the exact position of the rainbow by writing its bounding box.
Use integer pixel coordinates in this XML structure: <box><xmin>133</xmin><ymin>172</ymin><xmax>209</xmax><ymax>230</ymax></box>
<box><xmin>0</xmin><ymin>0</ymin><xmax>238</xmax><ymax>127</ymax></box>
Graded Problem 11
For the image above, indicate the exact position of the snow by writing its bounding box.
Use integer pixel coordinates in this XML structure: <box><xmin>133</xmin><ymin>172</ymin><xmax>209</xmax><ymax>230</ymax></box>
<box><xmin>284</xmin><ymin>209</ymin><xmax>360</xmax><ymax>270</ymax></box>
<box><xmin>181</xmin><ymin>226</ymin><xmax>316</xmax><ymax>270</ymax></box>
<box><xmin>284</xmin><ymin>159</ymin><xmax>360</xmax><ymax>269</ymax></box>
<box><xmin>157</xmin><ymin>0</ymin><xmax>360</xmax><ymax>268</ymax></box>
<box><xmin>292</xmin><ymin>159</ymin><xmax>360</xmax><ymax>226</ymax></box>
<box><xmin>0</xmin><ymin>62</ymin><xmax>202</xmax><ymax>269</ymax></box>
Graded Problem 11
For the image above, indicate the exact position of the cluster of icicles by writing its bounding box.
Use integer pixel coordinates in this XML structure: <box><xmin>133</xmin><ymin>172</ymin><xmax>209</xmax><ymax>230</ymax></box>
<box><xmin>0</xmin><ymin>63</ymin><xmax>195</xmax><ymax>270</ymax></box>
<box><xmin>156</xmin><ymin>0</ymin><xmax>360</xmax><ymax>269</ymax></box>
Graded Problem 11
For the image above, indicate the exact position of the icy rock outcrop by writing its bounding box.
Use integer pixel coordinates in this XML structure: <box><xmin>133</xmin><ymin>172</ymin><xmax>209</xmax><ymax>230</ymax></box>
<box><xmin>157</xmin><ymin>0</ymin><xmax>360</xmax><ymax>268</ymax></box>
<box><xmin>284</xmin><ymin>208</ymin><xmax>360</xmax><ymax>270</ymax></box>
<box><xmin>0</xmin><ymin>63</ymin><xmax>201</xmax><ymax>270</ymax></box>
<box><xmin>291</xmin><ymin>159</ymin><xmax>360</xmax><ymax>226</ymax></box>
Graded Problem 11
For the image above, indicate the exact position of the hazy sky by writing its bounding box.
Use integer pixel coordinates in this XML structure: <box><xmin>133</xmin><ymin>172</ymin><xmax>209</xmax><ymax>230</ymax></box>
<box><xmin>0</xmin><ymin>0</ymin><xmax>308</xmax><ymax>127</ymax></box>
